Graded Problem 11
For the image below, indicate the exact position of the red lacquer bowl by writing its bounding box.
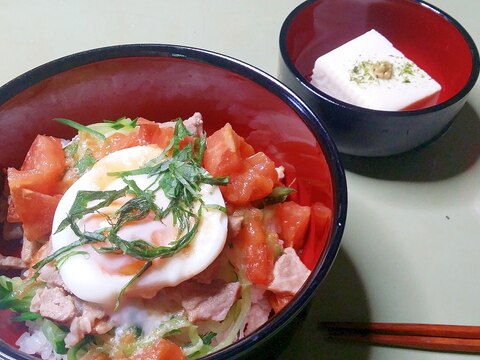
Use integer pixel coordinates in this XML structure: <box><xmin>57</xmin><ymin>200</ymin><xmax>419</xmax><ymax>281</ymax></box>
<box><xmin>279</xmin><ymin>0</ymin><xmax>480</xmax><ymax>156</ymax></box>
<box><xmin>0</xmin><ymin>44</ymin><xmax>347</xmax><ymax>359</ymax></box>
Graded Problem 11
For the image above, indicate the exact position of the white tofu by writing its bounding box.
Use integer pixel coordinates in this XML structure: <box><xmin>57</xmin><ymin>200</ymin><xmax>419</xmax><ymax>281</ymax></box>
<box><xmin>310</xmin><ymin>29</ymin><xmax>441</xmax><ymax>111</ymax></box>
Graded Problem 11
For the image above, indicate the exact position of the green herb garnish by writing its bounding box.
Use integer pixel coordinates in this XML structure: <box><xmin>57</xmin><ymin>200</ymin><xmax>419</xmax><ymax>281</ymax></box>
<box><xmin>399</xmin><ymin>61</ymin><xmax>415</xmax><ymax>76</ymax></box>
<box><xmin>350</xmin><ymin>60</ymin><xmax>378</xmax><ymax>84</ymax></box>
<box><xmin>53</xmin><ymin>118</ymin><xmax>106</xmax><ymax>141</ymax></box>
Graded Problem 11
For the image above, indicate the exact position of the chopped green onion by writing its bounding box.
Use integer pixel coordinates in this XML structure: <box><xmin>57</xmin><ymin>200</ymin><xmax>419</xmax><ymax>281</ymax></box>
<box><xmin>88</xmin><ymin>116</ymin><xmax>137</xmax><ymax>134</ymax></box>
<box><xmin>0</xmin><ymin>276</ymin><xmax>43</xmax><ymax>319</ymax></box>
<box><xmin>75</xmin><ymin>153</ymin><xmax>97</xmax><ymax>174</ymax></box>
<box><xmin>67</xmin><ymin>335</ymin><xmax>93</xmax><ymax>360</ymax></box>
<box><xmin>42</xmin><ymin>319</ymin><xmax>68</xmax><ymax>354</ymax></box>
<box><xmin>260</xmin><ymin>186</ymin><xmax>296</xmax><ymax>206</ymax></box>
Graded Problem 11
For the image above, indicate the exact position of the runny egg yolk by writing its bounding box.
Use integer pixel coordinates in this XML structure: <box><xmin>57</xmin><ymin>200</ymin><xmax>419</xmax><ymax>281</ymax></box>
<box><xmin>51</xmin><ymin>145</ymin><xmax>228</xmax><ymax>306</ymax></box>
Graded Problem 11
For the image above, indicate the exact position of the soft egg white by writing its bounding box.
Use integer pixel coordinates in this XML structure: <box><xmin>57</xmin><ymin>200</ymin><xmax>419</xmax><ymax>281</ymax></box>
<box><xmin>51</xmin><ymin>145</ymin><xmax>228</xmax><ymax>306</ymax></box>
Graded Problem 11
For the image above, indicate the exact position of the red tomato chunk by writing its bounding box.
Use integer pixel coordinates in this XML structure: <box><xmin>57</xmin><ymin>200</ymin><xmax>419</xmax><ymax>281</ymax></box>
<box><xmin>236</xmin><ymin>208</ymin><xmax>275</xmax><ymax>286</ymax></box>
<box><xmin>7</xmin><ymin>135</ymin><xmax>66</xmax><ymax>241</ymax></box>
<box><xmin>204</xmin><ymin>123</ymin><xmax>277</xmax><ymax>205</ymax></box>
<box><xmin>276</xmin><ymin>201</ymin><xmax>311</xmax><ymax>250</ymax></box>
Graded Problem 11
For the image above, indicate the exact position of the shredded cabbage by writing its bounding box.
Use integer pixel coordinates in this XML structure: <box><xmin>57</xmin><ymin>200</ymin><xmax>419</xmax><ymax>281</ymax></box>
<box><xmin>207</xmin><ymin>278</ymin><xmax>252</xmax><ymax>354</ymax></box>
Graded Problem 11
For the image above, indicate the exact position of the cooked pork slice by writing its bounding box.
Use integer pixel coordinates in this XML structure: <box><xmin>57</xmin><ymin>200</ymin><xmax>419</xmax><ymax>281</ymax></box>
<box><xmin>38</xmin><ymin>263</ymin><xmax>66</xmax><ymax>289</ymax></box>
<box><xmin>0</xmin><ymin>254</ymin><xmax>26</xmax><ymax>269</ymax></box>
<box><xmin>192</xmin><ymin>256</ymin><xmax>222</xmax><ymax>284</ymax></box>
<box><xmin>267</xmin><ymin>247</ymin><xmax>311</xmax><ymax>294</ymax></box>
<box><xmin>30</xmin><ymin>287</ymin><xmax>77</xmax><ymax>323</ymax></box>
<box><xmin>64</xmin><ymin>302</ymin><xmax>112</xmax><ymax>347</ymax></box>
<box><xmin>183</xmin><ymin>112</ymin><xmax>204</xmax><ymax>136</ymax></box>
<box><xmin>180</xmin><ymin>279</ymin><xmax>240</xmax><ymax>322</ymax></box>
<box><xmin>243</xmin><ymin>287</ymin><xmax>272</xmax><ymax>336</ymax></box>
<box><xmin>31</xmin><ymin>266</ymin><xmax>112</xmax><ymax>348</ymax></box>
<box><xmin>20</xmin><ymin>238</ymin><xmax>42</xmax><ymax>265</ymax></box>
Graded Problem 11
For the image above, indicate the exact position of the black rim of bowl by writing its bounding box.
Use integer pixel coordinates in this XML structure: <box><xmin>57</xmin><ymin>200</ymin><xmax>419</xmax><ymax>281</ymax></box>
<box><xmin>0</xmin><ymin>44</ymin><xmax>348</xmax><ymax>359</ymax></box>
<box><xmin>279</xmin><ymin>0</ymin><xmax>480</xmax><ymax>116</ymax></box>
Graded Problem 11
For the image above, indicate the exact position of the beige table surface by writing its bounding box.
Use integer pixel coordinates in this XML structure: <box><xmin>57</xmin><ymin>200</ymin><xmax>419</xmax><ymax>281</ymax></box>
<box><xmin>1</xmin><ymin>1</ymin><xmax>479</xmax><ymax>359</ymax></box>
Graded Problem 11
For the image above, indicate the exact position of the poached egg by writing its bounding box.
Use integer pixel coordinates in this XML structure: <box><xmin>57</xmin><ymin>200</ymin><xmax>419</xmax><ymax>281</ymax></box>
<box><xmin>51</xmin><ymin>145</ymin><xmax>228</xmax><ymax>306</ymax></box>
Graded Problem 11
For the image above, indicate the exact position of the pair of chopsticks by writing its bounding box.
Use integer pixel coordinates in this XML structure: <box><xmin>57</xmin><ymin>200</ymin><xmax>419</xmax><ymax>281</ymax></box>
<box><xmin>321</xmin><ymin>322</ymin><xmax>480</xmax><ymax>353</ymax></box>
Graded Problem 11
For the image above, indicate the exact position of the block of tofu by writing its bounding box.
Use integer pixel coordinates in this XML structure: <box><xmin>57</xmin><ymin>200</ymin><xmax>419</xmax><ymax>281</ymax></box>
<box><xmin>310</xmin><ymin>29</ymin><xmax>441</xmax><ymax>111</ymax></box>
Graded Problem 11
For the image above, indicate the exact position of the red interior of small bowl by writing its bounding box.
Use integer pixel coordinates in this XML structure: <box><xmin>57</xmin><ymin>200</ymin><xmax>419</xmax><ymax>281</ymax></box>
<box><xmin>284</xmin><ymin>0</ymin><xmax>474</xmax><ymax>105</ymax></box>
<box><xmin>0</xmin><ymin>54</ymin><xmax>335</xmax><ymax>350</ymax></box>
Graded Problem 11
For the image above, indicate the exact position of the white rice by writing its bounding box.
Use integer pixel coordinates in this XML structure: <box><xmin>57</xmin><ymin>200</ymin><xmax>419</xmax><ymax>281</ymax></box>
<box><xmin>15</xmin><ymin>320</ymin><xmax>66</xmax><ymax>360</ymax></box>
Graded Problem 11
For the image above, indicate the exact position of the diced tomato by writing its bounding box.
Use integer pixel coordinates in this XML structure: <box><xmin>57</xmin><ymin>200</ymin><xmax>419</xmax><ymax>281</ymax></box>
<box><xmin>224</xmin><ymin>152</ymin><xmax>277</xmax><ymax>205</ymax></box>
<box><xmin>203</xmin><ymin>123</ymin><xmax>254</xmax><ymax>177</ymax></box>
<box><xmin>204</xmin><ymin>124</ymin><xmax>278</xmax><ymax>206</ymax></box>
<box><xmin>8</xmin><ymin>135</ymin><xmax>66</xmax><ymax>195</ymax></box>
<box><xmin>137</xmin><ymin>121</ymin><xmax>174</xmax><ymax>150</ymax></box>
<box><xmin>266</xmin><ymin>291</ymin><xmax>294</xmax><ymax>314</ymax></box>
<box><xmin>301</xmin><ymin>202</ymin><xmax>332</xmax><ymax>270</ymax></box>
<box><xmin>261</xmin><ymin>206</ymin><xmax>282</xmax><ymax>258</ymax></box>
<box><xmin>126</xmin><ymin>338</ymin><xmax>185</xmax><ymax>360</ymax></box>
<box><xmin>8</xmin><ymin>189</ymin><xmax>61</xmax><ymax>241</ymax></box>
<box><xmin>7</xmin><ymin>135</ymin><xmax>66</xmax><ymax>240</ymax></box>
<box><xmin>100</xmin><ymin>130</ymin><xmax>142</xmax><ymax>158</ymax></box>
<box><xmin>276</xmin><ymin>201</ymin><xmax>311</xmax><ymax>250</ymax></box>
<box><xmin>136</xmin><ymin>117</ymin><xmax>155</xmax><ymax>126</ymax></box>
<box><xmin>236</xmin><ymin>208</ymin><xmax>274</xmax><ymax>286</ymax></box>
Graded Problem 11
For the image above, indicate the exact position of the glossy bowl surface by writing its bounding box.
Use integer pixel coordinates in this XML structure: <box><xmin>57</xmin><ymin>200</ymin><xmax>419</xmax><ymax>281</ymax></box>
<box><xmin>279</xmin><ymin>0</ymin><xmax>480</xmax><ymax>157</ymax></box>
<box><xmin>0</xmin><ymin>44</ymin><xmax>347</xmax><ymax>359</ymax></box>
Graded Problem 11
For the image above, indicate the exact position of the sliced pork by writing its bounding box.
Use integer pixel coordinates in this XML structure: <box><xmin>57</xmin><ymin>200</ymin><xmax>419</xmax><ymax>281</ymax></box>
<box><xmin>267</xmin><ymin>247</ymin><xmax>311</xmax><ymax>294</ymax></box>
<box><xmin>0</xmin><ymin>254</ymin><xmax>26</xmax><ymax>270</ymax></box>
<box><xmin>38</xmin><ymin>263</ymin><xmax>66</xmax><ymax>290</ymax></box>
<box><xmin>30</xmin><ymin>287</ymin><xmax>77</xmax><ymax>323</ymax></box>
<box><xmin>64</xmin><ymin>302</ymin><xmax>112</xmax><ymax>347</ymax></box>
<box><xmin>179</xmin><ymin>279</ymin><xmax>241</xmax><ymax>322</ymax></box>
<box><xmin>243</xmin><ymin>287</ymin><xmax>272</xmax><ymax>336</ymax></box>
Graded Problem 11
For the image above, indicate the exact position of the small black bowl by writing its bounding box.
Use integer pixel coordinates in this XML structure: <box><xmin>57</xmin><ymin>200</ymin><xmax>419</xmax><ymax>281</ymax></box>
<box><xmin>0</xmin><ymin>44</ymin><xmax>347</xmax><ymax>359</ymax></box>
<box><xmin>279</xmin><ymin>0</ymin><xmax>480</xmax><ymax>157</ymax></box>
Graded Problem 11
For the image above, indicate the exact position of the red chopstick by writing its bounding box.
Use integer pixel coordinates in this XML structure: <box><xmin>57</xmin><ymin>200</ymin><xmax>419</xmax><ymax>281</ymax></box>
<box><xmin>321</xmin><ymin>322</ymin><xmax>480</xmax><ymax>353</ymax></box>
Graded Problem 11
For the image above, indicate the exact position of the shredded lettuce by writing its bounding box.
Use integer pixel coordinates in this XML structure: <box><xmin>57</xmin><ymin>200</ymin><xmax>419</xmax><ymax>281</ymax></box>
<box><xmin>152</xmin><ymin>316</ymin><xmax>212</xmax><ymax>358</ymax></box>
<box><xmin>189</xmin><ymin>274</ymin><xmax>253</xmax><ymax>357</ymax></box>
<box><xmin>209</xmin><ymin>282</ymin><xmax>252</xmax><ymax>353</ymax></box>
